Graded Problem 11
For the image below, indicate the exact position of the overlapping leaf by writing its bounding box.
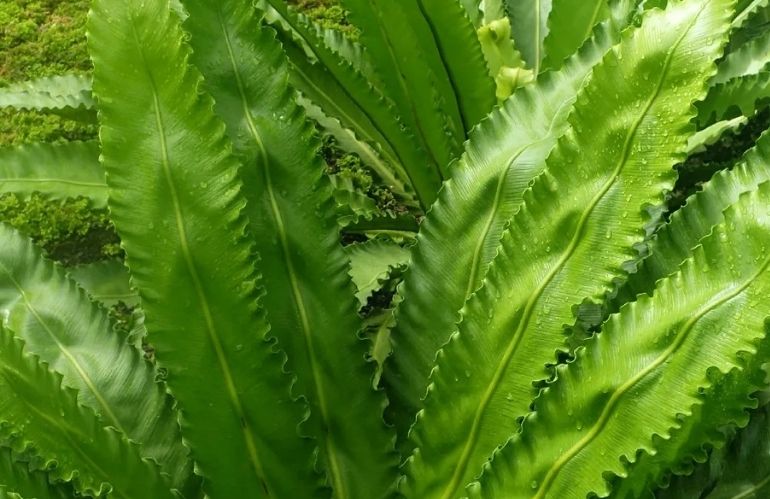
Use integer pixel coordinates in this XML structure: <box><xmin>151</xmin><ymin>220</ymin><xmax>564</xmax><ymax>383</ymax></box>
<box><xmin>0</xmin><ymin>447</ymin><xmax>73</xmax><ymax>499</ymax></box>
<box><xmin>0</xmin><ymin>225</ymin><xmax>191</xmax><ymax>492</ymax></box>
<box><xmin>0</xmin><ymin>328</ymin><xmax>174</xmax><ymax>498</ymax></box>
<box><xmin>505</xmin><ymin>0</ymin><xmax>553</xmax><ymax>73</ymax></box>
<box><xmin>615</xmin><ymin>126</ymin><xmax>770</xmax><ymax>309</ymax></box>
<box><xmin>401</xmin><ymin>1</ymin><xmax>734</xmax><ymax>497</ymax></box>
<box><xmin>0</xmin><ymin>141</ymin><xmax>106</xmax><ymax>207</ymax></box>
<box><xmin>88</xmin><ymin>0</ymin><xmax>322</xmax><ymax>497</ymax></box>
<box><xmin>180</xmin><ymin>1</ymin><xmax>399</xmax><ymax>496</ymax></box>
<box><xmin>611</xmin><ymin>345</ymin><xmax>769</xmax><ymax>498</ymax></box>
<box><xmin>386</xmin><ymin>0</ymin><xmax>637</xmax><ymax>445</ymax></box>
<box><xmin>473</xmin><ymin>182</ymin><xmax>770</xmax><ymax>498</ymax></box>
<box><xmin>261</xmin><ymin>0</ymin><xmax>441</xmax><ymax>208</ymax></box>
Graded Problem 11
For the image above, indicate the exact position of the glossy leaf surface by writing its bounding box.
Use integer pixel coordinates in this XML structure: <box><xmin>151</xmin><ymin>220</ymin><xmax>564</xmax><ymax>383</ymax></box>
<box><xmin>88</xmin><ymin>0</ymin><xmax>321</xmax><ymax>496</ymax></box>
<box><xmin>402</xmin><ymin>1</ymin><xmax>733</xmax><ymax>497</ymax></box>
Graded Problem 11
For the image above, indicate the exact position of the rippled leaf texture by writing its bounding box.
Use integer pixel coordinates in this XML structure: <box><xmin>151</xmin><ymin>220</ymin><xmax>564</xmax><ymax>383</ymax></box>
<box><xmin>714</xmin><ymin>26</ymin><xmax>770</xmax><ymax>84</ymax></box>
<box><xmin>0</xmin><ymin>225</ymin><xmax>191</xmax><ymax>492</ymax></box>
<box><xmin>0</xmin><ymin>75</ymin><xmax>93</xmax><ymax>113</ymax></box>
<box><xmin>402</xmin><ymin>1</ymin><xmax>733</xmax><ymax>497</ymax></box>
<box><xmin>88</xmin><ymin>0</ymin><xmax>321</xmax><ymax>497</ymax></box>
<box><xmin>0</xmin><ymin>328</ymin><xmax>174</xmax><ymax>498</ymax></box>
<box><xmin>698</xmin><ymin>71</ymin><xmax>770</xmax><ymax>125</ymax></box>
<box><xmin>261</xmin><ymin>0</ymin><xmax>440</xmax><ymax>208</ymax></box>
<box><xmin>614</xmin><ymin>126</ymin><xmax>770</xmax><ymax>312</ymax></box>
<box><xmin>385</xmin><ymin>1</ymin><xmax>636</xmax><ymax>445</ymax></box>
<box><xmin>660</xmin><ymin>398</ymin><xmax>770</xmax><ymax>498</ymax></box>
<box><xmin>66</xmin><ymin>259</ymin><xmax>138</xmax><ymax>308</ymax></box>
<box><xmin>0</xmin><ymin>141</ymin><xmax>106</xmax><ymax>207</ymax></box>
<box><xmin>474</xmin><ymin>181</ymin><xmax>770</xmax><ymax>499</ymax></box>
<box><xmin>611</xmin><ymin>343</ymin><xmax>769</xmax><ymax>498</ymax></box>
<box><xmin>346</xmin><ymin>239</ymin><xmax>410</xmax><ymax>308</ymax></box>
<box><xmin>0</xmin><ymin>447</ymin><xmax>73</xmax><ymax>499</ymax></box>
<box><xmin>180</xmin><ymin>0</ymin><xmax>399</xmax><ymax>496</ymax></box>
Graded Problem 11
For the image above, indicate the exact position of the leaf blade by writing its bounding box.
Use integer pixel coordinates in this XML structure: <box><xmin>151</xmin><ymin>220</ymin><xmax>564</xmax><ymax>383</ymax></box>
<box><xmin>87</xmin><ymin>0</ymin><xmax>321</xmax><ymax>497</ymax></box>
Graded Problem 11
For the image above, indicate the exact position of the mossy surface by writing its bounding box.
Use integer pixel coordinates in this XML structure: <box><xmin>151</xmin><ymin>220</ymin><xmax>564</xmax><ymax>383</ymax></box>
<box><xmin>0</xmin><ymin>193</ymin><xmax>122</xmax><ymax>265</ymax></box>
<box><xmin>1</xmin><ymin>0</ymin><xmax>111</xmax><ymax>266</ymax></box>
<box><xmin>0</xmin><ymin>0</ymin><xmax>96</xmax><ymax>146</ymax></box>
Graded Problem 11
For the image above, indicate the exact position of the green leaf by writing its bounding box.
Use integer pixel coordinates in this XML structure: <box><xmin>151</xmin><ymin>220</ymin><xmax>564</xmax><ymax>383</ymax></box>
<box><xmin>0</xmin><ymin>75</ymin><xmax>93</xmax><ymax>113</ymax></box>
<box><xmin>0</xmin><ymin>447</ymin><xmax>73</xmax><ymax>499</ymax></box>
<box><xmin>0</xmin><ymin>328</ymin><xmax>175</xmax><ymax>498</ymax></box>
<box><xmin>714</xmin><ymin>27</ymin><xmax>770</xmax><ymax>84</ymax></box>
<box><xmin>385</xmin><ymin>0</ymin><xmax>636</xmax><ymax>447</ymax></box>
<box><xmin>0</xmin><ymin>141</ymin><xmax>107</xmax><ymax>208</ymax></box>
<box><xmin>261</xmin><ymin>0</ymin><xmax>443</xmax><ymax>209</ymax></box>
<box><xmin>472</xmin><ymin>183</ymin><xmax>770</xmax><ymax>498</ymax></box>
<box><xmin>732</xmin><ymin>0</ymin><xmax>770</xmax><ymax>28</ymax></box>
<box><xmin>686</xmin><ymin>116</ymin><xmax>748</xmax><ymax>154</ymax></box>
<box><xmin>698</xmin><ymin>71</ymin><xmax>770</xmax><ymax>125</ymax></box>
<box><xmin>0</xmin><ymin>225</ymin><xmax>192</xmax><ymax>493</ymax></box>
<box><xmin>337</xmin><ymin>0</ymin><xmax>468</xmax><ymax>170</ymax></box>
<box><xmin>66</xmin><ymin>259</ymin><xmax>138</xmax><ymax>308</ymax></box>
<box><xmin>504</xmin><ymin>0</ymin><xmax>553</xmax><ymax>73</ymax></box>
<box><xmin>615</xmin><ymin>126</ymin><xmax>770</xmax><ymax>311</ymax></box>
<box><xmin>542</xmin><ymin>0</ymin><xmax>611</xmax><ymax>70</ymax></box>
<box><xmin>345</xmin><ymin>239</ymin><xmax>410</xmax><ymax>308</ymax></box>
<box><xmin>460</xmin><ymin>0</ymin><xmax>484</xmax><ymax>26</ymax></box>
<box><xmin>298</xmin><ymin>96</ymin><xmax>417</xmax><ymax>208</ymax></box>
<box><xmin>410</xmin><ymin>0</ymin><xmax>497</xmax><ymax>130</ymax></box>
<box><xmin>179</xmin><ymin>1</ymin><xmax>399</xmax><ymax>496</ymax></box>
<box><xmin>87</xmin><ymin>0</ymin><xmax>322</xmax><ymax>497</ymax></box>
<box><xmin>400</xmin><ymin>1</ymin><xmax>734</xmax><ymax>497</ymax></box>
<box><xmin>610</xmin><ymin>344</ymin><xmax>769</xmax><ymax>498</ymax></box>
<box><xmin>660</xmin><ymin>400</ymin><xmax>770</xmax><ymax>498</ymax></box>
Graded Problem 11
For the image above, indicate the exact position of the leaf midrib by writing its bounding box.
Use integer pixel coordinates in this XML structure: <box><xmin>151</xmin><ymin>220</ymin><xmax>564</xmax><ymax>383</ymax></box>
<box><xmin>127</xmin><ymin>13</ymin><xmax>268</xmax><ymax>493</ymax></box>
<box><xmin>438</xmin><ymin>6</ymin><xmax>704</xmax><ymax>496</ymax></box>
<box><xmin>534</xmin><ymin>252</ymin><xmax>770</xmax><ymax>497</ymax></box>
<box><xmin>462</xmin><ymin>91</ymin><xmax>578</xmax><ymax>300</ymax></box>
<box><xmin>0</xmin><ymin>267</ymin><xmax>126</xmax><ymax>435</ymax></box>
<box><xmin>8</xmin><ymin>383</ymin><xmax>131</xmax><ymax>499</ymax></box>
<box><xmin>216</xmin><ymin>11</ymin><xmax>348</xmax><ymax>498</ymax></box>
<box><xmin>358</xmin><ymin>0</ymin><xmax>446</xmax><ymax>178</ymax></box>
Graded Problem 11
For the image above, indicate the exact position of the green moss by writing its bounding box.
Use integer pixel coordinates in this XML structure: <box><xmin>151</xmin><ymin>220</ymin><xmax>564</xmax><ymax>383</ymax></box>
<box><xmin>0</xmin><ymin>193</ymin><xmax>121</xmax><ymax>266</ymax></box>
<box><xmin>322</xmin><ymin>135</ymin><xmax>407</xmax><ymax>216</ymax></box>
<box><xmin>0</xmin><ymin>0</ymin><xmax>91</xmax><ymax>84</ymax></box>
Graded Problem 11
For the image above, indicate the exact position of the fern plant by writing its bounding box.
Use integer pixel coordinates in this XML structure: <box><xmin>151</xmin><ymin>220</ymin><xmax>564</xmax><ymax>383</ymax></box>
<box><xmin>2</xmin><ymin>0</ymin><xmax>770</xmax><ymax>497</ymax></box>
